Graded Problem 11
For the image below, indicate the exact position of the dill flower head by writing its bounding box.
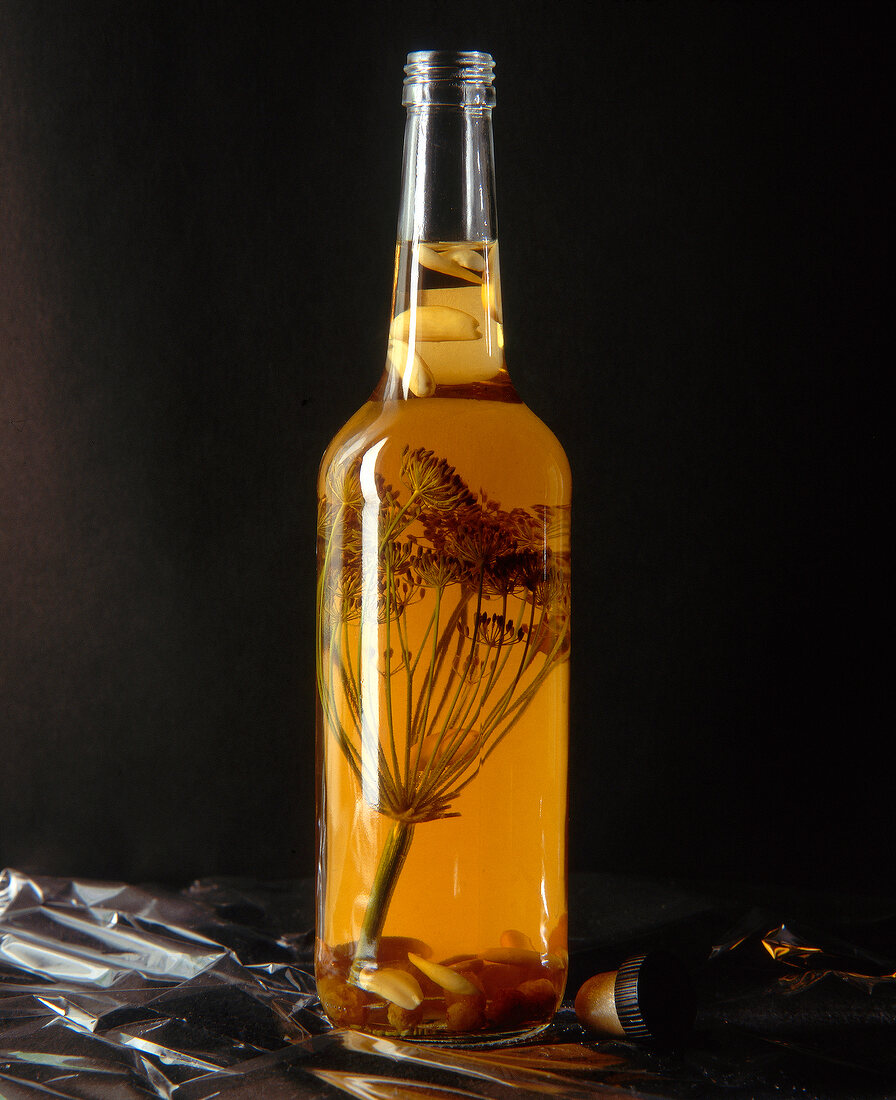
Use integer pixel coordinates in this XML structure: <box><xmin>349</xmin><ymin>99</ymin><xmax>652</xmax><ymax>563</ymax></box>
<box><xmin>325</xmin><ymin>462</ymin><xmax>364</xmax><ymax>511</ymax></box>
<box><xmin>506</xmin><ymin>507</ymin><xmax>545</xmax><ymax>555</ymax></box>
<box><xmin>376</xmin><ymin>573</ymin><xmax>419</xmax><ymax>622</ymax></box>
<box><xmin>531</xmin><ymin>558</ymin><xmax>569</xmax><ymax>610</ymax></box>
<box><xmin>412</xmin><ymin>547</ymin><xmax>462</xmax><ymax>589</ymax></box>
<box><xmin>531</xmin><ymin>503</ymin><xmax>570</xmax><ymax>545</ymax></box>
<box><xmin>324</xmin><ymin>568</ymin><xmax>362</xmax><ymax>623</ymax></box>
<box><xmin>462</xmin><ymin>611</ymin><xmax>522</xmax><ymax>648</ymax></box>
<box><xmin>481</xmin><ymin>550</ymin><xmax>534</xmax><ymax>597</ymax></box>
<box><xmin>381</xmin><ymin>538</ymin><xmax>414</xmax><ymax>576</ymax></box>
<box><xmin>444</xmin><ymin>504</ymin><xmax>518</xmax><ymax>575</ymax></box>
<box><xmin>319</xmin><ymin>462</ymin><xmax>365</xmax><ymax>544</ymax></box>
<box><xmin>400</xmin><ymin>447</ymin><xmax>476</xmax><ymax>511</ymax></box>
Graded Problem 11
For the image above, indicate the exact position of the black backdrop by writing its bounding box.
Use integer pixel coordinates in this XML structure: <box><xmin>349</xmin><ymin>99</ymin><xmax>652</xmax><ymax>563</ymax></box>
<box><xmin>1</xmin><ymin>2</ymin><xmax>890</xmax><ymax>893</ymax></box>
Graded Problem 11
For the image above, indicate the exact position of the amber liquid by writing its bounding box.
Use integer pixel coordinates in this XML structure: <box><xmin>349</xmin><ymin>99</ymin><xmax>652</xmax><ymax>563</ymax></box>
<box><xmin>316</xmin><ymin>241</ymin><xmax>570</xmax><ymax>1039</ymax></box>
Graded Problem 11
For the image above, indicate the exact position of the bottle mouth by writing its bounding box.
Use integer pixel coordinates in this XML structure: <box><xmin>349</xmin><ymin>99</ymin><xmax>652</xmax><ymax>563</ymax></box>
<box><xmin>403</xmin><ymin>50</ymin><xmax>496</xmax><ymax>108</ymax></box>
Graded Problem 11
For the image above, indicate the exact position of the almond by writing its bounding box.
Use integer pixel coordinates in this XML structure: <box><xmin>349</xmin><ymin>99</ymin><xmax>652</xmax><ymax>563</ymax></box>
<box><xmin>407</xmin><ymin>951</ymin><xmax>480</xmax><ymax>995</ymax></box>
<box><xmin>390</xmin><ymin>305</ymin><xmax>481</xmax><ymax>343</ymax></box>
<box><xmin>355</xmin><ymin>966</ymin><xmax>423</xmax><ymax>1010</ymax></box>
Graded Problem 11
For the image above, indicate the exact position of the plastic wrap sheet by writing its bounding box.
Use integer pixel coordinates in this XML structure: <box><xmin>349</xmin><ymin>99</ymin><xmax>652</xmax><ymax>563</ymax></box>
<box><xmin>2</xmin><ymin>868</ymin><xmax>896</xmax><ymax>1099</ymax></box>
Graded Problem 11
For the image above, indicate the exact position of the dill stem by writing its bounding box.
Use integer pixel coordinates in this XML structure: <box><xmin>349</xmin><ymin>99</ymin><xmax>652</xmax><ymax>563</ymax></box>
<box><xmin>450</xmin><ymin>592</ymin><xmax>514</xmax><ymax>737</ymax></box>
<box><xmin>480</xmin><ymin>617</ymin><xmax>570</xmax><ymax>764</ymax></box>
<box><xmin>416</xmin><ymin>574</ymin><xmax>485</xmax><ymax>795</ymax></box>
<box><xmin>481</xmin><ymin>599</ymin><xmax>539</xmax><ymax>733</ymax></box>
<box><xmin>317</xmin><ymin>507</ymin><xmax>364</xmax><ymax>787</ymax></box>
<box><xmin>349</xmin><ymin>818</ymin><xmax>415</xmax><ymax>982</ymax></box>
<box><xmin>339</xmin><ymin>618</ymin><xmax>361</xmax><ymax>717</ymax></box>
<box><xmin>379</xmin><ymin>490</ymin><xmax>419</xmax><ymax>546</ymax></box>
<box><xmin>382</xmin><ymin>562</ymin><xmax>403</xmax><ymax>787</ymax></box>
<box><xmin>411</xmin><ymin>595</ymin><xmax>468</xmax><ymax>738</ymax></box>
<box><xmin>408</xmin><ymin>586</ymin><xmax>442</xmax><ymax>782</ymax></box>
<box><xmin>395</xmin><ymin>607</ymin><xmax>415</xmax><ymax>796</ymax></box>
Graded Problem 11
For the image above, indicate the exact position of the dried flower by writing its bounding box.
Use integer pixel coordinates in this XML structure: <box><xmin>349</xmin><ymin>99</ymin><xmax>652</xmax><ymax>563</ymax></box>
<box><xmin>400</xmin><ymin>447</ymin><xmax>476</xmax><ymax>511</ymax></box>
<box><xmin>443</xmin><ymin>506</ymin><xmax>517</xmax><ymax>576</ymax></box>
<box><xmin>412</xmin><ymin>547</ymin><xmax>462</xmax><ymax>590</ymax></box>
<box><xmin>325</xmin><ymin>462</ymin><xmax>364</xmax><ymax>512</ymax></box>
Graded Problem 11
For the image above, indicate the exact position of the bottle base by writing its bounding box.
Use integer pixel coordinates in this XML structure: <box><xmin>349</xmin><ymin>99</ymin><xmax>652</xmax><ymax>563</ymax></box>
<box><xmin>342</xmin><ymin>1020</ymin><xmax>554</xmax><ymax>1049</ymax></box>
<box><xmin>404</xmin><ymin>1020</ymin><xmax>553</xmax><ymax>1049</ymax></box>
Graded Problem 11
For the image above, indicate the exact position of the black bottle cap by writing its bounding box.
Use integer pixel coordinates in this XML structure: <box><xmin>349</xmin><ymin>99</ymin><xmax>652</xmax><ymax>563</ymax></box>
<box><xmin>613</xmin><ymin>951</ymin><xmax>696</xmax><ymax>1043</ymax></box>
<box><xmin>575</xmin><ymin>950</ymin><xmax>696</xmax><ymax>1044</ymax></box>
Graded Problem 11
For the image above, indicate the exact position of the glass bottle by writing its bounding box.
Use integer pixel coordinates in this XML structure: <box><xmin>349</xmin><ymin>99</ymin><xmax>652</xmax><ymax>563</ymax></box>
<box><xmin>315</xmin><ymin>51</ymin><xmax>571</xmax><ymax>1041</ymax></box>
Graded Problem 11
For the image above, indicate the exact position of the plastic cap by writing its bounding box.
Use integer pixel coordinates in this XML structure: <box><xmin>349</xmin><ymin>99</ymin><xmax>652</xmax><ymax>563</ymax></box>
<box><xmin>575</xmin><ymin>951</ymin><xmax>696</xmax><ymax>1044</ymax></box>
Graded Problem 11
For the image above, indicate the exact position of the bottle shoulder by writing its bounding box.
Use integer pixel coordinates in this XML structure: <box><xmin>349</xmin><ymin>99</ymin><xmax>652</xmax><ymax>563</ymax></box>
<box><xmin>319</xmin><ymin>397</ymin><xmax>570</xmax><ymax>507</ymax></box>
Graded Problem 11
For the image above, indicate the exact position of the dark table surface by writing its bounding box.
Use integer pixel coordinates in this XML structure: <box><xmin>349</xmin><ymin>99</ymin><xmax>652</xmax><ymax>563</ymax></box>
<box><xmin>1</xmin><ymin>868</ymin><xmax>894</xmax><ymax>1099</ymax></box>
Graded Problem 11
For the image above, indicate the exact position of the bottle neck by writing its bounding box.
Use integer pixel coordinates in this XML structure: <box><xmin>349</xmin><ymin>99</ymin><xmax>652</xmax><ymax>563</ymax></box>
<box><xmin>378</xmin><ymin>52</ymin><xmax>514</xmax><ymax>403</ymax></box>
<box><xmin>396</xmin><ymin>105</ymin><xmax>498</xmax><ymax>245</ymax></box>
<box><xmin>398</xmin><ymin>50</ymin><xmax>498</xmax><ymax>245</ymax></box>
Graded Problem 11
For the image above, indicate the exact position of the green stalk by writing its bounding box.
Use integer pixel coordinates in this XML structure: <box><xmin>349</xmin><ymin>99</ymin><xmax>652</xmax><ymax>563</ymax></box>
<box><xmin>382</xmin><ymin>564</ymin><xmax>402</xmax><ymax>784</ymax></box>
<box><xmin>416</xmin><ymin>575</ymin><xmax>485</xmax><ymax>793</ymax></box>
<box><xmin>410</xmin><ymin>593</ymin><xmax>467</xmax><ymax>739</ymax></box>
<box><xmin>349</xmin><ymin>818</ymin><xmax>415</xmax><ymax>982</ymax></box>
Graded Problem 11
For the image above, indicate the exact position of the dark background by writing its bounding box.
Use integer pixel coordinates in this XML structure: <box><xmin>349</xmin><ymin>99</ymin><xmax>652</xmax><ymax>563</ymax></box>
<box><xmin>1</xmin><ymin>2</ymin><xmax>890</xmax><ymax>894</ymax></box>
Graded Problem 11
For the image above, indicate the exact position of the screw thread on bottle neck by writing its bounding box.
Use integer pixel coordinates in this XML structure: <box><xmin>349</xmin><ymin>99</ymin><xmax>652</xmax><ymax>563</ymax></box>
<box><xmin>402</xmin><ymin>50</ymin><xmax>496</xmax><ymax>108</ymax></box>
